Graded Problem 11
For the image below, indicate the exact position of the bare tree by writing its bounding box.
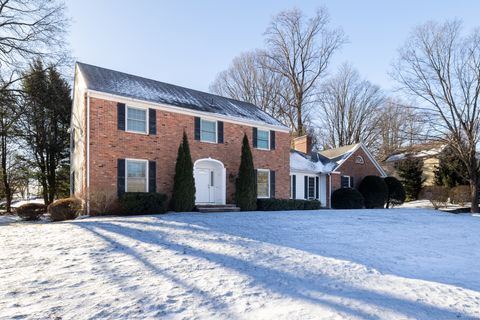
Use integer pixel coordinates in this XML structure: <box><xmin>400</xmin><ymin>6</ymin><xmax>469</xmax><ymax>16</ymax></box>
<box><xmin>209</xmin><ymin>51</ymin><xmax>291</xmax><ymax>125</ymax></box>
<box><xmin>393</xmin><ymin>20</ymin><xmax>480</xmax><ymax>213</ymax></box>
<box><xmin>263</xmin><ymin>7</ymin><xmax>346</xmax><ymax>135</ymax></box>
<box><xmin>316</xmin><ymin>63</ymin><xmax>385</xmax><ymax>151</ymax></box>
<box><xmin>376</xmin><ymin>98</ymin><xmax>428</xmax><ymax>159</ymax></box>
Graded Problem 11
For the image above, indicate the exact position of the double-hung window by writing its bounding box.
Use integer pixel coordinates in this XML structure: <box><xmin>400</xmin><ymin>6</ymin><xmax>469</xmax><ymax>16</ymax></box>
<box><xmin>341</xmin><ymin>176</ymin><xmax>353</xmax><ymax>188</ymax></box>
<box><xmin>200</xmin><ymin>119</ymin><xmax>217</xmax><ymax>143</ymax></box>
<box><xmin>256</xmin><ymin>129</ymin><xmax>269</xmax><ymax>149</ymax></box>
<box><xmin>126</xmin><ymin>159</ymin><xmax>148</xmax><ymax>192</ymax></box>
<box><xmin>308</xmin><ymin>177</ymin><xmax>316</xmax><ymax>199</ymax></box>
<box><xmin>126</xmin><ymin>106</ymin><xmax>147</xmax><ymax>134</ymax></box>
<box><xmin>257</xmin><ymin>169</ymin><xmax>270</xmax><ymax>198</ymax></box>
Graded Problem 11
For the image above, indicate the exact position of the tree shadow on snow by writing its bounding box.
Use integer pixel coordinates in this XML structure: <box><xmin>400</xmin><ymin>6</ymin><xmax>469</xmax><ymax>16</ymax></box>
<box><xmin>73</xmin><ymin>217</ymin><xmax>473</xmax><ymax>319</ymax></box>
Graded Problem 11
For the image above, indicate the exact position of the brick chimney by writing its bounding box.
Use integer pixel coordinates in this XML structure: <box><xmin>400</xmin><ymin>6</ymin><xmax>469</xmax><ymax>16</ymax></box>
<box><xmin>292</xmin><ymin>135</ymin><xmax>313</xmax><ymax>154</ymax></box>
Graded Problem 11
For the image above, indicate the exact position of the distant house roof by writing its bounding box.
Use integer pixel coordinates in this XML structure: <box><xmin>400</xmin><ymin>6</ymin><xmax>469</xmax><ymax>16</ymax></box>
<box><xmin>76</xmin><ymin>62</ymin><xmax>288</xmax><ymax>129</ymax></box>
<box><xmin>384</xmin><ymin>143</ymin><xmax>446</xmax><ymax>163</ymax></box>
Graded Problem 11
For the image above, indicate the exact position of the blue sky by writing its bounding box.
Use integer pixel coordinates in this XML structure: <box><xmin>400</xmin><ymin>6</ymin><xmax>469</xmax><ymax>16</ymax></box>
<box><xmin>66</xmin><ymin>1</ymin><xmax>480</xmax><ymax>95</ymax></box>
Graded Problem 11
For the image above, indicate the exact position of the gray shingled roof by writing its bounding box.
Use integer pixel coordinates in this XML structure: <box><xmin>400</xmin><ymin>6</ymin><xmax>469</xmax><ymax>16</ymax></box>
<box><xmin>77</xmin><ymin>62</ymin><xmax>287</xmax><ymax>128</ymax></box>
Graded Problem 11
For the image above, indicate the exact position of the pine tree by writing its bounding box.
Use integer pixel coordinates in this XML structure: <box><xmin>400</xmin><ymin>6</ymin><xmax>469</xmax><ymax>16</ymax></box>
<box><xmin>434</xmin><ymin>146</ymin><xmax>469</xmax><ymax>188</ymax></box>
<box><xmin>397</xmin><ymin>158</ymin><xmax>424</xmax><ymax>201</ymax></box>
<box><xmin>172</xmin><ymin>131</ymin><xmax>195</xmax><ymax>212</ymax></box>
<box><xmin>21</xmin><ymin>59</ymin><xmax>71</xmax><ymax>205</ymax></box>
<box><xmin>236</xmin><ymin>134</ymin><xmax>257</xmax><ymax>211</ymax></box>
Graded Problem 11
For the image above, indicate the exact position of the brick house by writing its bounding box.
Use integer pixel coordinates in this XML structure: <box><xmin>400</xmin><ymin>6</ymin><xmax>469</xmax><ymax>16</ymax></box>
<box><xmin>290</xmin><ymin>136</ymin><xmax>387</xmax><ymax>207</ymax></box>
<box><xmin>70</xmin><ymin>63</ymin><xmax>291</xmax><ymax>212</ymax></box>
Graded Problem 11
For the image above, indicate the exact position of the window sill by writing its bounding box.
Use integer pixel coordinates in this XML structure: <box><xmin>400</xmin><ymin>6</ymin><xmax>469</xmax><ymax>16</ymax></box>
<box><xmin>125</xmin><ymin>129</ymin><xmax>149</xmax><ymax>135</ymax></box>
<box><xmin>200</xmin><ymin>139</ymin><xmax>218</xmax><ymax>144</ymax></box>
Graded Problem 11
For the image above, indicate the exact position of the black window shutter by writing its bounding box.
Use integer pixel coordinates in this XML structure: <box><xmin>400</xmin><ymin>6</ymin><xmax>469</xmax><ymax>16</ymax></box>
<box><xmin>270</xmin><ymin>170</ymin><xmax>276</xmax><ymax>198</ymax></box>
<box><xmin>149</xmin><ymin>161</ymin><xmax>156</xmax><ymax>192</ymax></box>
<box><xmin>117</xmin><ymin>103</ymin><xmax>126</xmax><ymax>130</ymax></box>
<box><xmin>254</xmin><ymin>169</ymin><xmax>258</xmax><ymax>197</ymax></box>
<box><xmin>270</xmin><ymin>131</ymin><xmax>276</xmax><ymax>150</ymax></box>
<box><xmin>316</xmin><ymin>176</ymin><xmax>319</xmax><ymax>199</ymax></box>
<box><xmin>218</xmin><ymin>121</ymin><xmax>224</xmax><ymax>143</ymax></box>
<box><xmin>292</xmin><ymin>175</ymin><xmax>296</xmax><ymax>199</ymax></box>
<box><xmin>304</xmin><ymin>176</ymin><xmax>308</xmax><ymax>199</ymax></box>
<box><xmin>194</xmin><ymin>117</ymin><xmax>201</xmax><ymax>140</ymax></box>
<box><xmin>252</xmin><ymin>127</ymin><xmax>258</xmax><ymax>148</ymax></box>
<box><xmin>350</xmin><ymin>176</ymin><xmax>354</xmax><ymax>188</ymax></box>
<box><xmin>149</xmin><ymin>109</ymin><xmax>156</xmax><ymax>135</ymax></box>
<box><xmin>117</xmin><ymin>159</ymin><xmax>125</xmax><ymax>196</ymax></box>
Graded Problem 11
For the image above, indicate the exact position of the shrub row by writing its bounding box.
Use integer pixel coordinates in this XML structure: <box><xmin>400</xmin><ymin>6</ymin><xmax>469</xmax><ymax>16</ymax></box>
<box><xmin>16</xmin><ymin>198</ymin><xmax>82</xmax><ymax>222</ymax></box>
<box><xmin>257</xmin><ymin>198</ymin><xmax>321</xmax><ymax>211</ymax></box>
<box><xmin>119</xmin><ymin>192</ymin><xmax>168</xmax><ymax>215</ymax></box>
<box><xmin>420</xmin><ymin>185</ymin><xmax>471</xmax><ymax>209</ymax></box>
<box><xmin>331</xmin><ymin>188</ymin><xmax>364</xmax><ymax>209</ymax></box>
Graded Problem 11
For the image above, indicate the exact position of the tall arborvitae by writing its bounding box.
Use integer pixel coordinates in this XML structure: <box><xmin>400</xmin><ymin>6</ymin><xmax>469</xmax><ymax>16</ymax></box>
<box><xmin>236</xmin><ymin>134</ymin><xmax>256</xmax><ymax>211</ymax></box>
<box><xmin>21</xmin><ymin>59</ymin><xmax>71</xmax><ymax>205</ymax></box>
<box><xmin>397</xmin><ymin>158</ymin><xmax>424</xmax><ymax>201</ymax></box>
<box><xmin>172</xmin><ymin>131</ymin><xmax>195</xmax><ymax>212</ymax></box>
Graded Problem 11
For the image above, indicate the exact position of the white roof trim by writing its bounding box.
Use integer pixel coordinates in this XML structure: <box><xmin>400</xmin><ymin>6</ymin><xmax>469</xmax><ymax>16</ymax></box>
<box><xmin>87</xmin><ymin>89</ymin><xmax>290</xmax><ymax>133</ymax></box>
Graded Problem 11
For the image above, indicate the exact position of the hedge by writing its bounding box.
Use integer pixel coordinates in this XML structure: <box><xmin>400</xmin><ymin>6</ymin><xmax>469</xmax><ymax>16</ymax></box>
<box><xmin>119</xmin><ymin>192</ymin><xmax>168</xmax><ymax>215</ymax></box>
<box><xmin>331</xmin><ymin>188</ymin><xmax>364</xmax><ymax>209</ymax></box>
<box><xmin>256</xmin><ymin>199</ymin><xmax>321</xmax><ymax>211</ymax></box>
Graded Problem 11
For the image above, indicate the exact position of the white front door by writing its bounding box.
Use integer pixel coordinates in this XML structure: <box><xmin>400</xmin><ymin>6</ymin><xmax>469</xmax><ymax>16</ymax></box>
<box><xmin>195</xmin><ymin>168</ymin><xmax>215</xmax><ymax>203</ymax></box>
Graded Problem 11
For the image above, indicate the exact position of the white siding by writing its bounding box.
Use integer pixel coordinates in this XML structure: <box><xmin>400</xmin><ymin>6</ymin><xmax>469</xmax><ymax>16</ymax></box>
<box><xmin>291</xmin><ymin>171</ymin><xmax>328</xmax><ymax>207</ymax></box>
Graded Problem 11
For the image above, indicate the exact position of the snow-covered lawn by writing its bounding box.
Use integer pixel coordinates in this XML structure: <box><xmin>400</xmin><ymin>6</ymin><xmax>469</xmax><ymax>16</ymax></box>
<box><xmin>1</xmin><ymin>209</ymin><xmax>479</xmax><ymax>319</ymax></box>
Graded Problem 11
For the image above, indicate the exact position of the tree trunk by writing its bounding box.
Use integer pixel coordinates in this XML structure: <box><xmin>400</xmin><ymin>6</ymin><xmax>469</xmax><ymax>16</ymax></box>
<box><xmin>1</xmin><ymin>136</ymin><xmax>12</xmax><ymax>213</ymax></box>
<box><xmin>470</xmin><ymin>176</ymin><xmax>479</xmax><ymax>213</ymax></box>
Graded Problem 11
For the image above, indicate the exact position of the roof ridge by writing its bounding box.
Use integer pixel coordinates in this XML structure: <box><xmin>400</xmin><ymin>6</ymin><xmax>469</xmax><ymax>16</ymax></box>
<box><xmin>76</xmin><ymin>61</ymin><xmax>275</xmax><ymax>118</ymax></box>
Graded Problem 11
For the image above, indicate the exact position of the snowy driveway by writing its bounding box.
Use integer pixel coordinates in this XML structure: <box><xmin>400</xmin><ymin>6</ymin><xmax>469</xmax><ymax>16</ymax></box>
<box><xmin>1</xmin><ymin>209</ymin><xmax>479</xmax><ymax>319</ymax></box>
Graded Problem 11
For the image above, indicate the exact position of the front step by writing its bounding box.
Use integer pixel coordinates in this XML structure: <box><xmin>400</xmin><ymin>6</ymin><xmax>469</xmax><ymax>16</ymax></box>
<box><xmin>196</xmin><ymin>204</ymin><xmax>241</xmax><ymax>213</ymax></box>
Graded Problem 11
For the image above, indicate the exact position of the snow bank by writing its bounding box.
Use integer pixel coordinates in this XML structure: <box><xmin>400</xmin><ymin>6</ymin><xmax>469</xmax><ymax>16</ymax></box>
<box><xmin>0</xmin><ymin>209</ymin><xmax>479</xmax><ymax>319</ymax></box>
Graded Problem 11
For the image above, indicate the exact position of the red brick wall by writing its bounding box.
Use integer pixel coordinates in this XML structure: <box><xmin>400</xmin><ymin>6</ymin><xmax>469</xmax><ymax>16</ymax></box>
<box><xmin>333</xmin><ymin>147</ymin><xmax>384</xmax><ymax>190</ymax></box>
<box><xmin>87</xmin><ymin>97</ymin><xmax>291</xmax><ymax>202</ymax></box>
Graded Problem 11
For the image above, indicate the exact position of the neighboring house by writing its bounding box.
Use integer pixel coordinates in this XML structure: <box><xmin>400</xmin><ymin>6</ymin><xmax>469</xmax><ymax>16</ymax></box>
<box><xmin>383</xmin><ymin>143</ymin><xmax>446</xmax><ymax>186</ymax></box>
<box><xmin>70</xmin><ymin>62</ymin><xmax>291</xmax><ymax>212</ymax></box>
<box><xmin>290</xmin><ymin>136</ymin><xmax>387</xmax><ymax>208</ymax></box>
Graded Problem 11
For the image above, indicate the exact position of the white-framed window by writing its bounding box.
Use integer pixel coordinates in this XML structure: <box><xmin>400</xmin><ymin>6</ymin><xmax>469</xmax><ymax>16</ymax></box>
<box><xmin>256</xmin><ymin>129</ymin><xmax>270</xmax><ymax>149</ymax></box>
<box><xmin>341</xmin><ymin>175</ymin><xmax>353</xmax><ymax>188</ymax></box>
<box><xmin>126</xmin><ymin>106</ymin><xmax>148</xmax><ymax>134</ymax></box>
<box><xmin>257</xmin><ymin>169</ymin><xmax>270</xmax><ymax>198</ymax></box>
<box><xmin>126</xmin><ymin>159</ymin><xmax>148</xmax><ymax>192</ymax></box>
<box><xmin>200</xmin><ymin>119</ymin><xmax>217</xmax><ymax>143</ymax></box>
<box><xmin>355</xmin><ymin>156</ymin><xmax>365</xmax><ymax>164</ymax></box>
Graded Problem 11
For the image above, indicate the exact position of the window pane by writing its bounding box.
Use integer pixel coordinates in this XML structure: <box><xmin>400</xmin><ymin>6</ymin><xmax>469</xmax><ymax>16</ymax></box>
<box><xmin>127</xmin><ymin>161</ymin><xmax>147</xmax><ymax>192</ymax></box>
<box><xmin>201</xmin><ymin>119</ymin><xmax>216</xmax><ymax>142</ymax></box>
<box><xmin>127</xmin><ymin>107</ymin><xmax>147</xmax><ymax>133</ymax></box>
<box><xmin>257</xmin><ymin>130</ymin><xmax>269</xmax><ymax>149</ymax></box>
<box><xmin>257</xmin><ymin>171</ymin><xmax>269</xmax><ymax>198</ymax></box>
<box><xmin>308</xmin><ymin>177</ymin><xmax>315</xmax><ymax>198</ymax></box>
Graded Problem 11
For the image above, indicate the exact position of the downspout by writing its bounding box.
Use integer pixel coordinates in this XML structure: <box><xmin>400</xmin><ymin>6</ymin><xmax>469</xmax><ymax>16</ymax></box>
<box><xmin>328</xmin><ymin>173</ymin><xmax>332</xmax><ymax>208</ymax></box>
<box><xmin>86</xmin><ymin>91</ymin><xmax>91</xmax><ymax>215</ymax></box>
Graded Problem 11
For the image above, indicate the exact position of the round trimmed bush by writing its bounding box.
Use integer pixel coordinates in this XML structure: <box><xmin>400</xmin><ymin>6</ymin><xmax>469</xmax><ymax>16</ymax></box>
<box><xmin>449</xmin><ymin>185</ymin><xmax>470</xmax><ymax>206</ymax></box>
<box><xmin>16</xmin><ymin>203</ymin><xmax>46</xmax><ymax>221</ymax></box>
<box><xmin>48</xmin><ymin>198</ymin><xmax>82</xmax><ymax>221</ymax></box>
<box><xmin>384</xmin><ymin>177</ymin><xmax>406</xmax><ymax>208</ymax></box>
<box><xmin>331</xmin><ymin>188</ymin><xmax>364</xmax><ymax>209</ymax></box>
<box><xmin>358</xmin><ymin>176</ymin><xmax>388</xmax><ymax>209</ymax></box>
